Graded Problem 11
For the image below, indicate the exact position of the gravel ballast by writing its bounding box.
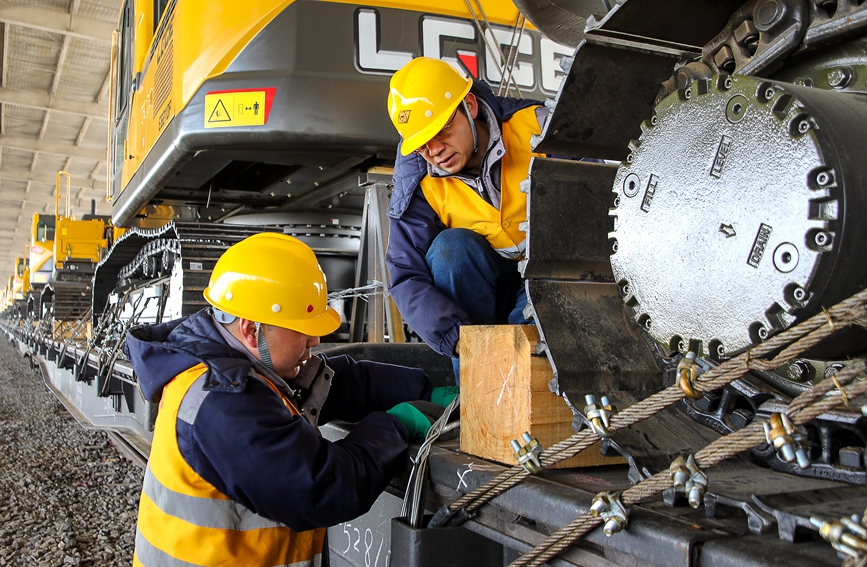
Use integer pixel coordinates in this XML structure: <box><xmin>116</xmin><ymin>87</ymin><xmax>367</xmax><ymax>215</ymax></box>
<box><xmin>0</xmin><ymin>336</ymin><xmax>143</xmax><ymax>566</ymax></box>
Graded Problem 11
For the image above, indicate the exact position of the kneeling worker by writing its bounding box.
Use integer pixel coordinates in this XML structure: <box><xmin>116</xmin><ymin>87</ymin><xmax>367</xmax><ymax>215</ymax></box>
<box><xmin>126</xmin><ymin>233</ymin><xmax>445</xmax><ymax>566</ymax></box>
<box><xmin>385</xmin><ymin>57</ymin><xmax>545</xmax><ymax>382</ymax></box>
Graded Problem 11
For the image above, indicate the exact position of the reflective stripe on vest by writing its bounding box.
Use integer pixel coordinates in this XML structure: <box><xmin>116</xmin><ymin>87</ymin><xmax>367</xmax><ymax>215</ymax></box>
<box><xmin>134</xmin><ymin>534</ymin><xmax>322</xmax><ymax>567</ymax></box>
<box><xmin>134</xmin><ymin>363</ymin><xmax>325</xmax><ymax>567</ymax></box>
<box><xmin>419</xmin><ymin>105</ymin><xmax>542</xmax><ymax>259</ymax></box>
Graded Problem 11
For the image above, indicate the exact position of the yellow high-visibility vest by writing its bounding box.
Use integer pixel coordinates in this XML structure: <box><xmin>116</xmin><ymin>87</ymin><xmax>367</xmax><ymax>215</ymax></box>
<box><xmin>419</xmin><ymin>105</ymin><xmax>542</xmax><ymax>259</ymax></box>
<box><xmin>134</xmin><ymin>363</ymin><xmax>325</xmax><ymax>567</ymax></box>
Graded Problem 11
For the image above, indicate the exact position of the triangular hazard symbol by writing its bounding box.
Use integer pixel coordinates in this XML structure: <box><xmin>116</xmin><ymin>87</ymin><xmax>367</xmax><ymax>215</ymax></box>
<box><xmin>457</xmin><ymin>52</ymin><xmax>478</xmax><ymax>79</ymax></box>
<box><xmin>209</xmin><ymin>100</ymin><xmax>231</xmax><ymax>123</ymax></box>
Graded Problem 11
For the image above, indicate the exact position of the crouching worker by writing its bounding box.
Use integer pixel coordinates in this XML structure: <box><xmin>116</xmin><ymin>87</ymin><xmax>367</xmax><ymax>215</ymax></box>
<box><xmin>126</xmin><ymin>233</ymin><xmax>446</xmax><ymax>567</ymax></box>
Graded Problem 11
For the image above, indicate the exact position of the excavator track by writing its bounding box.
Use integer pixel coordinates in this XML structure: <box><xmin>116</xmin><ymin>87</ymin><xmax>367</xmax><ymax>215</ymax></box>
<box><xmin>93</xmin><ymin>222</ymin><xmax>283</xmax><ymax>324</ymax></box>
<box><xmin>520</xmin><ymin>0</ymin><xmax>867</xmax><ymax>481</ymax></box>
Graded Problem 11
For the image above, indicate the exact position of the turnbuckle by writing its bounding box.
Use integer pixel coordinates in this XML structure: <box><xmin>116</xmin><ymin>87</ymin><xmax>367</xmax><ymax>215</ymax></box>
<box><xmin>669</xmin><ymin>454</ymin><xmax>708</xmax><ymax>508</ymax></box>
<box><xmin>589</xmin><ymin>491</ymin><xmax>630</xmax><ymax>536</ymax></box>
<box><xmin>511</xmin><ymin>431</ymin><xmax>544</xmax><ymax>474</ymax></box>
<box><xmin>584</xmin><ymin>394</ymin><xmax>616</xmax><ymax>438</ymax></box>
<box><xmin>677</xmin><ymin>351</ymin><xmax>702</xmax><ymax>399</ymax></box>
<box><xmin>763</xmin><ymin>412</ymin><xmax>810</xmax><ymax>469</ymax></box>
<box><xmin>811</xmin><ymin>514</ymin><xmax>867</xmax><ymax>559</ymax></box>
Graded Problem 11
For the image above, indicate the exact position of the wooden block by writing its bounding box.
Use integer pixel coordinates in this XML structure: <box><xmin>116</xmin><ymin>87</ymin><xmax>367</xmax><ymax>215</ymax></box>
<box><xmin>460</xmin><ymin>325</ymin><xmax>623</xmax><ymax>469</ymax></box>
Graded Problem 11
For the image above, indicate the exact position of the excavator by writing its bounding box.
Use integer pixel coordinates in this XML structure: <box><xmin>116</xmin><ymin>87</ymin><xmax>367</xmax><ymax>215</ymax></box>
<box><xmin>42</xmin><ymin>171</ymin><xmax>120</xmax><ymax>328</ymax></box>
<box><xmin>27</xmin><ymin>213</ymin><xmax>56</xmax><ymax>319</ymax></box>
<box><xmin>2</xmin><ymin>0</ymin><xmax>867</xmax><ymax>565</ymax></box>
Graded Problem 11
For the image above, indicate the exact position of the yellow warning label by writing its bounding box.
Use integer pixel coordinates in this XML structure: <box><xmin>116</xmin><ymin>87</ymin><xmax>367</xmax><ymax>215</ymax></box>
<box><xmin>205</xmin><ymin>91</ymin><xmax>267</xmax><ymax>128</ymax></box>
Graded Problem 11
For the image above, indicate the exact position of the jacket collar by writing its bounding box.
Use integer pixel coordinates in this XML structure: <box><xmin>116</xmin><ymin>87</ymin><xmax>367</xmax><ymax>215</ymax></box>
<box><xmin>125</xmin><ymin>309</ymin><xmax>255</xmax><ymax>403</ymax></box>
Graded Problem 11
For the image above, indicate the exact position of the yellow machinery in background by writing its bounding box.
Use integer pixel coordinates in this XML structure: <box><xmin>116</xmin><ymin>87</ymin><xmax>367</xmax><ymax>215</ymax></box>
<box><xmin>2</xmin><ymin>257</ymin><xmax>28</xmax><ymax>319</ymax></box>
<box><xmin>13</xmin><ymin>256</ymin><xmax>27</xmax><ymax>301</ymax></box>
<box><xmin>45</xmin><ymin>171</ymin><xmax>122</xmax><ymax>325</ymax></box>
<box><xmin>27</xmin><ymin>213</ymin><xmax>55</xmax><ymax>318</ymax></box>
<box><xmin>1</xmin><ymin>278</ymin><xmax>9</xmax><ymax>310</ymax></box>
<box><xmin>54</xmin><ymin>171</ymin><xmax>109</xmax><ymax>268</ymax></box>
<box><xmin>1</xmin><ymin>275</ymin><xmax>14</xmax><ymax>312</ymax></box>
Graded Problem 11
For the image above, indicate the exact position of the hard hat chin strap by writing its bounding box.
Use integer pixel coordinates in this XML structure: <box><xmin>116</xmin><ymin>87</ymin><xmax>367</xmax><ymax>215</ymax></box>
<box><xmin>254</xmin><ymin>322</ymin><xmax>274</xmax><ymax>372</ymax></box>
<box><xmin>462</xmin><ymin>99</ymin><xmax>478</xmax><ymax>155</ymax></box>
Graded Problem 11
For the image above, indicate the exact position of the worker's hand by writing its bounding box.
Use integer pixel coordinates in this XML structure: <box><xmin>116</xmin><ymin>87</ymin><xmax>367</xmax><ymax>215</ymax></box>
<box><xmin>430</xmin><ymin>386</ymin><xmax>459</xmax><ymax>408</ymax></box>
<box><xmin>386</xmin><ymin>401</ymin><xmax>445</xmax><ymax>442</ymax></box>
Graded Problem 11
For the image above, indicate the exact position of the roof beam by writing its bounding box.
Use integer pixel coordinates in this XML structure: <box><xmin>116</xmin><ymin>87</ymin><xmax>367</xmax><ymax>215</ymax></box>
<box><xmin>0</xmin><ymin>86</ymin><xmax>107</xmax><ymax>118</ymax></box>
<box><xmin>0</xmin><ymin>22</ymin><xmax>6</xmax><ymax>89</ymax></box>
<box><xmin>97</xmin><ymin>68</ymin><xmax>110</xmax><ymax>105</ymax></box>
<box><xmin>0</xmin><ymin>135</ymin><xmax>104</xmax><ymax>159</ymax></box>
<box><xmin>28</xmin><ymin>154</ymin><xmax>40</xmax><ymax>173</ymax></box>
<box><xmin>50</xmin><ymin>35</ymin><xmax>71</xmax><ymax>95</ymax></box>
<box><xmin>0</xmin><ymin>1</ymin><xmax>114</xmax><ymax>43</ymax></box>
<box><xmin>89</xmin><ymin>160</ymin><xmax>102</xmax><ymax>179</ymax></box>
<box><xmin>75</xmin><ymin>116</ymin><xmax>92</xmax><ymax>145</ymax></box>
<box><xmin>36</xmin><ymin>110</ymin><xmax>49</xmax><ymax>141</ymax></box>
<box><xmin>0</xmin><ymin>22</ymin><xmax>6</xmax><ymax>139</ymax></box>
<box><xmin>0</xmin><ymin>167</ymin><xmax>105</xmax><ymax>191</ymax></box>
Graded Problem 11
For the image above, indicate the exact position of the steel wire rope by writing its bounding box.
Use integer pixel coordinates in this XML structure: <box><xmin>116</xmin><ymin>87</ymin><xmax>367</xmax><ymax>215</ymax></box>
<box><xmin>511</xmin><ymin>359</ymin><xmax>867</xmax><ymax>567</ymax></box>
<box><xmin>326</xmin><ymin>281</ymin><xmax>387</xmax><ymax>301</ymax></box>
<box><xmin>463</xmin><ymin>0</ymin><xmax>524</xmax><ymax>98</ymax></box>
<box><xmin>402</xmin><ymin>394</ymin><xmax>462</xmax><ymax>527</ymax></box>
<box><xmin>439</xmin><ymin>288</ymin><xmax>867</xmax><ymax>517</ymax></box>
<box><xmin>498</xmin><ymin>14</ymin><xmax>527</xmax><ymax>97</ymax></box>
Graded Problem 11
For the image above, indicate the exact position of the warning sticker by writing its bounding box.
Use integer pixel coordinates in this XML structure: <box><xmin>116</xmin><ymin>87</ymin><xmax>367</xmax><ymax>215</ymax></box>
<box><xmin>204</xmin><ymin>89</ymin><xmax>274</xmax><ymax>128</ymax></box>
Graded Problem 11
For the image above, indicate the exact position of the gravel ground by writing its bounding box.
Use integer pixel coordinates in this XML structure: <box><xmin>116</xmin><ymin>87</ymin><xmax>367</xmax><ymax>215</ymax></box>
<box><xmin>0</xmin><ymin>336</ymin><xmax>143</xmax><ymax>566</ymax></box>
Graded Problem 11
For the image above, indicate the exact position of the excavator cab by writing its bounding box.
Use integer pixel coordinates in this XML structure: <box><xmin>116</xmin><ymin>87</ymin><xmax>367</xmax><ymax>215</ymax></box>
<box><xmin>53</xmin><ymin>171</ymin><xmax>109</xmax><ymax>270</ymax></box>
<box><xmin>12</xmin><ymin>257</ymin><xmax>26</xmax><ymax>301</ymax></box>
<box><xmin>29</xmin><ymin>214</ymin><xmax>55</xmax><ymax>300</ymax></box>
<box><xmin>47</xmin><ymin>171</ymin><xmax>111</xmax><ymax>322</ymax></box>
<box><xmin>2</xmin><ymin>276</ymin><xmax>13</xmax><ymax>310</ymax></box>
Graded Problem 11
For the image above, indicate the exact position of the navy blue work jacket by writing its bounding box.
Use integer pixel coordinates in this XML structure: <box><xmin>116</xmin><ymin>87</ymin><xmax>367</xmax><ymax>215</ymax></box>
<box><xmin>124</xmin><ymin>309</ymin><xmax>432</xmax><ymax>532</ymax></box>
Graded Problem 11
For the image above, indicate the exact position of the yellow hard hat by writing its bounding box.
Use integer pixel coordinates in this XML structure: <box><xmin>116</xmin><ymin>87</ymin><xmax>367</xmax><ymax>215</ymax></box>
<box><xmin>203</xmin><ymin>233</ymin><xmax>341</xmax><ymax>336</ymax></box>
<box><xmin>387</xmin><ymin>57</ymin><xmax>473</xmax><ymax>156</ymax></box>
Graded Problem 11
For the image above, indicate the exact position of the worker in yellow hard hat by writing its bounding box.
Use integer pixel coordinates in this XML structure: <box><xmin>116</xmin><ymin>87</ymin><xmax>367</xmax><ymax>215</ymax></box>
<box><xmin>125</xmin><ymin>233</ymin><xmax>449</xmax><ymax>566</ymax></box>
<box><xmin>385</xmin><ymin>57</ymin><xmax>548</xmax><ymax>383</ymax></box>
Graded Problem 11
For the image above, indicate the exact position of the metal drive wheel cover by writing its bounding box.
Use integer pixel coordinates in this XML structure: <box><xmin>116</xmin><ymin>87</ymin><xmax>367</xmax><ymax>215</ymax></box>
<box><xmin>610</xmin><ymin>75</ymin><xmax>836</xmax><ymax>358</ymax></box>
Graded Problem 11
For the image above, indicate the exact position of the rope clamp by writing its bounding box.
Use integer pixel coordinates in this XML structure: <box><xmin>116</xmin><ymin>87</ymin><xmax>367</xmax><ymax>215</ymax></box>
<box><xmin>763</xmin><ymin>413</ymin><xmax>810</xmax><ymax>469</ymax></box>
<box><xmin>669</xmin><ymin>454</ymin><xmax>708</xmax><ymax>508</ymax></box>
<box><xmin>590</xmin><ymin>491</ymin><xmax>630</xmax><ymax>536</ymax></box>
<box><xmin>583</xmin><ymin>394</ymin><xmax>616</xmax><ymax>438</ymax></box>
<box><xmin>811</xmin><ymin>514</ymin><xmax>867</xmax><ymax>558</ymax></box>
<box><xmin>677</xmin><ymin>351</ymin><xmax>703</xmax><ymax>399</ymax></box>
<box><xmin>428</xmin><ymin>505</ymin><xmax>474</xmax><ymax>529</ymax></box>
<box><xmin>511</xmin><ymin>431</ymin><xmax>544</xmax><ymax>474</ymax></box>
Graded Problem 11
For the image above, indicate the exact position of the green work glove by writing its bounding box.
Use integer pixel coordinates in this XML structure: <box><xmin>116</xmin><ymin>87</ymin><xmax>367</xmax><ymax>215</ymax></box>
<box><xmin>387</xmin><ymin>401</ymin><xmax>445</xmax><ymax>442</ymax></box>
<box><xmin>430</xmin><ymin>386</ymin><xmax>459</xmax><ymax>408</ymax></box>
